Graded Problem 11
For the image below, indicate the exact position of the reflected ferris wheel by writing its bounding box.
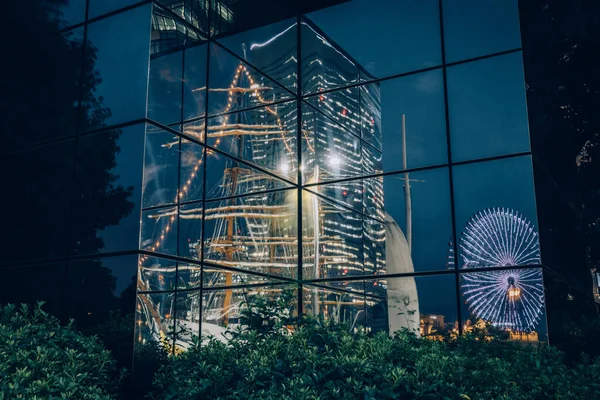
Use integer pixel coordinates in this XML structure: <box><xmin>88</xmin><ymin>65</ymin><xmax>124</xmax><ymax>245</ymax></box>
<box><xmin>460</xmin><ymin>208</ymin><xmax>544</xmax><ymax>332</ymax></box>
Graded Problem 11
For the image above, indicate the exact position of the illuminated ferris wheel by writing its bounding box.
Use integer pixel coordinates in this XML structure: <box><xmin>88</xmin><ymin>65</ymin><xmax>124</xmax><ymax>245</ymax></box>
<box><xmin>460</xmin><ymin>208</ymin><xmax>544</xmax><ymax>332</ymax></box>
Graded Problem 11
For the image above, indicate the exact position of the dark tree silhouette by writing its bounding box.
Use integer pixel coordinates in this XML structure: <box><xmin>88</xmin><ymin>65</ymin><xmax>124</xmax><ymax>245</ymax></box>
<box><xmin>0</xmin><ymin>0</ymin><xmax>137</xmax><ymax>329</ymax></box>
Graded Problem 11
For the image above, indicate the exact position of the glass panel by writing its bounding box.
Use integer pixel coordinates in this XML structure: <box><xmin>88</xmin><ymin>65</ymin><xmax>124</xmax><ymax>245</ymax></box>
<box><xmin>0</xmin><ymin>263</ymin><xmax>67</xmax><ymax>320</ymax></box>
<box><xmin>301</xmin><ymin>19</ymin><xmax>359</xmax><ymax>95</ymax></box>
<box><xmin>304</xmin><ymin>86</ymin><xmax>360</xmax><ymax>139</ymax></box>
<box><xmin>183</xmin><ymin>43</ymin><xmax>208</xmax><ymax>121</ymax></box>
<box><xmin>460</xmin><ymin>268</ymin><xmax>547</xmax><ymax>342</ymax></box>
<box><xmin>141</xmin><ymin>206</ymin><xmax>178</xmax><ymax>255</ymax></box>
<box><xmin>83</xmin><ymin>5</ymin><xmax>152</xmax><ymax>129</ymax></box>
<box><xmin>73</xmin><ymin>125</ymin><xmax>144</xmax><ymax>255</ymax></box>
<box><xmin>302</xmin><ymin>102</ymin><xmax>362</xmax><ymax>183</ymax></box>
<box><xmin>383</xmin><ymin>168</ymin><xmax>453</xmax><ymax>272</ymax></box>
<box><xmin>360</xmin><ymin>83</ymin><xmax>383</xmax><ymax>151</ymax></box>
<box><xmin>208</xmin><ymin>43</ymin><xmax>294</xmax><ymax>116</ymax></box>
<box><xmin>306</xmin><ymin>0</ymin><xmax>441</xmax><ymax>80</ymax></box>
<box><xmin>205</xmin><ymin>101</ymin><xmax>298</xmax><ymax>184</ymax></box>
<box><xmin>365</xmin><ymin>296</ymin><xmax>388</xmax><ymax>334</ymax></box>
<box><xmin>55</xmin><ymin>0</ymin><xmax>87</xmax><ymax>29</ymax></box>
<box><xmin>89</xmin><ymin>0</ymin><xmax>141</xmax><ymax>19</ymax></box>
<box><xmin>370</xmin><ymin>274</ymin><xmax>458</xmax><ymax>338</ymax></box>
<box><xmin>148</xmin><ymin>50</ymin><xmax>183</xmax><ymax>125</ymax></box>
<box><xmin>1</xmin><ymin>141</ymin><xmax>74</xmax><ymax>265</ymax></box>
<box><xmin>378</xmin><ymin>70</ymin><xmax>447</xmax><ymax>172</ymax></box>
<box><xmin>303</xmin><ymin>285</ymin><xmax>365</xmax><ymax>329</ymax></box>
<box><xmin>201</xmin><ymin>285</ymin><xmax>297</xmax><ymax>340</ymax></box>
<box><xmin>448</xmin><ymin>52</ymin><xmax>530</xmax><ymax>162</ymax></box>
<box><xmin>308</xmin><ymin>180</ymin><xmax>363</xmax><ymax>215</ymax></box>
<box><xmin>217</xmin><ymin>18</ymin><xmax>297</xmax><ymax>93</ymax></box>
<box><xmin>173</xmin><ymin>290</ymin><xmax>201</xmax><ymax>352</ymax></box>
<box><xmin>453</xmin><ymin>156</ymin><xmax>540</xmax><ymax>269</ymax></box>
<box><xmin>151</xmin><ymin>4</ymin><xmax>205</xmax><ymax>56</ymax></box>
<box><xmin>179</xmin><ymin>133</ymin><xmax>204</xmax><ymax>202</ymax></box>
<box><xmin>7</xmin><ymin>27</ymin><xmax>84</xmax><ymax>151</ymax></box>
<box><xmin>203</xmin><ymin>265</ymin><xmax>283</xmax><ymax>288</ymax></box>
<box><xmin>156</xmin><ymin>0</ymin><xmax>210</xmax><ymax>35</ymax></box>
<box><xmin>203</xmin><ymin>189</ymin><xmax>298</xmax><ymax>279</ymax></box>
<box><xmin>135</xmin><ymin>292</ymin><xmax>176</xmax><ymax>346</ymax></box>
<box><xmin>179</xmin><ymin>202</ymin><xmax>203</xmax><ymax>261</ymax></box>
<box><xmin>142</xmin><ymin>124</ymin><xmax>180</xmax><ymax>208</ymax></box>
<box><xmin>302</xmin><ymin>193</ymin><xmax>363</xmax><ymax>280</ymax></box>
<box><xmin>443</xmin><ymin>0</ymin><xmax>522</xmax><ymax>63</ymax></box>
<box><xmin>138</xmin><ymin>255</ymin><xmax>178</xmax><ymax>292</ymax></box>
<box><xmin>363</xmin><ymin>217</ymin><xmax>386</xmax><ymax>275</ymax></box>
<box><xmin>204</xmin><ymin>148</ymin><xmax>294</xmax><ymax>200</ymax></box>
<box><xmin>67</xmin><ymin>256</ymin><xmax>138</xmax><ymax>329</ymax></box>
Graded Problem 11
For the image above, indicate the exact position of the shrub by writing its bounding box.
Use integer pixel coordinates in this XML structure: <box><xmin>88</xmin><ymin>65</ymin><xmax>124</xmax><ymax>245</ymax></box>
<box><xmin>150</xmin><ymin>299</ymin><xmax>600</xmax><ymax>400</ymax></box>
<box><xmin>0</xmin><ymin>303</ymin><xmax>121</xmax><ymax>399</ymax></box>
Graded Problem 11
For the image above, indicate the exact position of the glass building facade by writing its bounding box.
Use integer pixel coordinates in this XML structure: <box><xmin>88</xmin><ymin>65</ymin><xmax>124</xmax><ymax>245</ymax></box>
<box><xmin>1</xmin><ymin>0</ymin><xmax>548</xmax><ymax>365</ymax></box>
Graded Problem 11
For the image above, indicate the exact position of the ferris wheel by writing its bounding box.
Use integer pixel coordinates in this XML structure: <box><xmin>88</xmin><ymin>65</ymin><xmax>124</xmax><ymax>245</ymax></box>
<box><xmin>460</xmin><ymin>208</ymin><xmax>544</xmax><ymax>332</ymax></box>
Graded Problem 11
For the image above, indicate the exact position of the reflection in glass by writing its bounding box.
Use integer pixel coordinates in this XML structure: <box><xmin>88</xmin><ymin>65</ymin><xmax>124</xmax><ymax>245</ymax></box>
<box><xmin>443</xmin><ymin>0</ymin><xmax>521</xmax><ymax>63</ymax></box>
<box><xmin>178</xmin><ymin>202</ymin><xmax>203</xmax><ymax>261</ymax></box>
<box><xmin>201</xmin><ymin>285</ymin><xmax>296</xmax><ymax>340</ymax></box>
<box><xmin>148</xmin><ymin>50</ymin><xmax>183</xmax><ymax>125</ymax></box>
<box><xmin>74</xmin><ymin>125</ymin><xmax>144</xmax><ymax>255</ymax></box>
<box><xmin>301</xmin><ymin>19</ymin><xmax>359</xmax><ymax>95</ymax></box>
<box><xmin>183</xmin><ymin>43</ymin><xmax>208</xmax><ymax>121</ymax></box>
<box><xmin>461</xmin><ymin>268</ymin><xmax>546</xmax><ymax>341</ymax></box>
<box><xmin>203</xmin><ymin>190</ymin><xmax>298</xmax><ymax>279</ymax></box>
<box><xmin>140</xmin><ymin>206</ymin><xmax>178</xmax><ymax>255</ymax></box>
<box><xmin>173</xmin><ymin>290</ymin><xmax>201</xmax><ymax>351</ymax></box>
<box><xmin>205</xmin><ymin>101</ymin><xmax>298</xmax><ymax>184</ymax></box>
<box><xmin>142</xmin><ymin>124</ymin><xmax>180</xmax><ymax>208</ymax></box>
<box><xmin>135</xmin><ymin>292</ymin><xmax>176</xmax><ymax>346</ymax></box>
<box><xmin>453</xmin><ymin>156</ymin><xmax>539</xmax><ymax>265</ymax></box>
<box><xmin>447</xmin><ymin>52</ymin><xmax>530</xmax><ymax>162</ymax></box>
<box><xmin>306</xmin><ymin>0</ymin><xmax>441</xmax><ymax>79</ymax></box>
<box><xmin>303</xmin><ymin>285</ymin><xmax>366</xmax><ymax>329</ymax></box>
<box><xmin>302</xmin><ymin>103</ymin><xmax>362</xmax><ymax>183</ymax></box>
<box><xmin>208</xmin><ymin>43</ymin><xmax>293</xmax><ymax>116</ymax></box>
<box><xmin>383</xmin><ymin>168</ymin><xmax>452</xmax><ymax>272</ymax></box>
<box><xmin>89</xmin><ymin>0</ymin><xmax>141</xmax><ymax>19</ymax></box>
<box><xmin>204</xmin><ymin>150</ymin><xmax>293</xmax><ymax>200</ymax></box>
<box><xmin>203</xmin><ymin>266</ymin><xmax>279</xmax><ymax>288</ymax></box>
<box><xmin>368</xmin><ymin>275</ymin><xmax>458</xmax><ymax>338</ymax></box>
<box><xmin>68</xmin><ymin>256</ymin><xmax>137</xmax><ymax>329</ymax></box>
<box><xmin>217</xmin><ymin>18</ymin><xmax>297</xmax><ymax>93</ymax></box>
<box><xmin>155</xmin><ymin>0</ymin><xmax>210</xmax><ymax>36</ymax></box>
<box><xmin>380</xmin><ymin>70</ymin><xmax>446</xmax><ymax>171</ymax></box>
<box><xmin>84</xmin><ymin>5</ymin><xmax>152</xmax><ymax>128</ymax></box>
<box><xmin>179</xmin><ymin>133</ymin><xmax>204</xmax><ymax>203</ymax></box>
<box><xmin>460</xmin><ymin>208</ymin><xmax>541</xmax><ymax>269</ymax></box>
<box><xmin>302</xmin><ymin>194</ymin><xmax>363</xmax><ymax>280</ymax></box>
<box><xmin>138</xmin><ymin>255</ymin><xmax>178</xmax><ymax>292</ymax></box>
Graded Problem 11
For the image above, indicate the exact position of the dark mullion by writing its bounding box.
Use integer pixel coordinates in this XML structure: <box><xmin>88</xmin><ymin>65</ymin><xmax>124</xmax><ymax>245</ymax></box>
<box><xmin>197</xmin><ymin>0</ymin><xmax>214</xmax><ymax>342</ymax></box>
<box><xmin>296</xmin><ymin>15</ymin><xmax>304</xmax><ymax>318</ymax></box>
<box><xmin>438</xmin><ymin>0</ymin><xmax>463</xmax><ymax>335</ymax></box>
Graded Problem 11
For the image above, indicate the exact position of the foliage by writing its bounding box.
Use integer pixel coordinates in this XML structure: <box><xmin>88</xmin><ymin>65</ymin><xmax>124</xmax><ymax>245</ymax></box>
<box><xmin>150</xmin><ymin>299</ymin><xmax>600</xmax><ymax>400</ymax></box>
<box><xmin>0</xmin><ymin>303</ymin><xmax>121</xmax><ymax>399</ymax></box>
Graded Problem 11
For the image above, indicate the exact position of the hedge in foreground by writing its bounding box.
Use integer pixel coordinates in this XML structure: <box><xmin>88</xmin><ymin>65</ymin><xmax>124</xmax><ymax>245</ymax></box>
<box><xmin>150</xmin><ymin>298</ymin><xmax>600</xmax><ymax>400</ymax></box>
<box><xmin>0</xmin><ymin>303</ymin><xmax>120</xmax><ymax>400</ymax></box>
